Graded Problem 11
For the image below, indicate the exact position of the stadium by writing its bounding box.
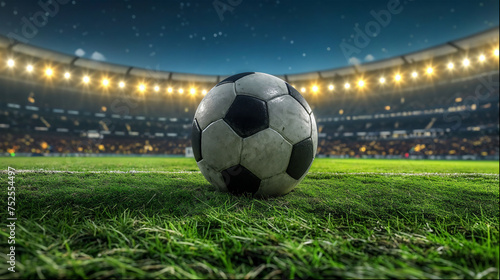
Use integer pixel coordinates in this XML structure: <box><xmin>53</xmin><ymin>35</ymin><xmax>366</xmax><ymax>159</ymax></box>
<box><xmin>0</xmin><ymin>1</ymin><xmax>499</xmax><ymax>279</ymax></box>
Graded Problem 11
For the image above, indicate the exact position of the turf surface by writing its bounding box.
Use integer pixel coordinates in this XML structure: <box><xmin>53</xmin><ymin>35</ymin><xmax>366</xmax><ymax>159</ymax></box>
<box><xmin>0</xmin><ymin>158</ymin><xmax>498</xmax><ymax>279</ymax></box>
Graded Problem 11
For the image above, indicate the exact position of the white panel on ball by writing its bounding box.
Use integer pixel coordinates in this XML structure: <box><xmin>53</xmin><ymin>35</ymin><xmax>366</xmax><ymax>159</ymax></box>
<box><xmin>194</xmin><ymin>83</ymin><xmax>237</xmax><ymax>130</ymax></box>
<box><xmin>197</xmin><ymin>159</ymin><xmax>228</xmax><ymax>192</ymax></box>
<box><xmin>235</xmin><ymin>73</ymin><xmax>289</xmax><ymax>101</ymax></box>
<box><xmin>268</xmin><ymin>95</ymin><xmax>311</xmax><ymax>144</ymax></box>
<box><xmin>201</xmin><ymin>120</ymin><xmax>242</xmax><ymax>172</ymax></box>
<box><xmin>256</xmin><ymin>172</ymin><xmax>299</xmax><ymax>197</ymax></box>
<box><xmin>310</xmin><ymin>112</ymin><xmax>318</xmax><ymax>155</ymax></box>
<box><xmin>240</xmin><ymin>128</ymin><xmax>292</xmax><ymax>179</ymax></box>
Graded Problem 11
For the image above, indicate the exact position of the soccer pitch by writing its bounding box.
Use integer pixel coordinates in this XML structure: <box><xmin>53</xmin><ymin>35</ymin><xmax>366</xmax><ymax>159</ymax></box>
<box><xmin>1</xmin><ymin>158</ymin><xmax>498</xmax><ymax>279</ymax></box>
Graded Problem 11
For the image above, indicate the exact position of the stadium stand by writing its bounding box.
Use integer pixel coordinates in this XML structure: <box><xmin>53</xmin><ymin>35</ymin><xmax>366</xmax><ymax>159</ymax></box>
<box><xmin>0</xmin><ymin>27</ymin><xmax>498</xmax><ymax>159</ymax></box>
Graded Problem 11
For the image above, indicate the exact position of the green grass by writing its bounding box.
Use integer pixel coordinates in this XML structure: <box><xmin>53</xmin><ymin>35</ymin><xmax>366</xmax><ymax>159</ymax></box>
<box><xmin>0</xmin><ymin>158</ymin><xmax>498</xmax><ymax>279</ymax></box>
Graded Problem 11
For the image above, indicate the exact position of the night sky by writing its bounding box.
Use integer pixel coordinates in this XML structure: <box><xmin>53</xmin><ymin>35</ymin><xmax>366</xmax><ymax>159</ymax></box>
<box><xmin>0</xmin><ymin>0</ymin><xmax>498</xmax><ymax>76</ymax></box>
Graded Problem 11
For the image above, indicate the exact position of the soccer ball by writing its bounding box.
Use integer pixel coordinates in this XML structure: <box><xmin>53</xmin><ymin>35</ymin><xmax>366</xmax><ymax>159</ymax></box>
<box><xmin>192</xmin><ymin>72</ymin><xmax>317</xmax><ymax>197</ymax></box>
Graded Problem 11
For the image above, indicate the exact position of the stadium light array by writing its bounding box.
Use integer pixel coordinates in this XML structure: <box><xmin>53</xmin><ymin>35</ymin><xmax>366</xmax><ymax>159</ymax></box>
<box><xmin>2</xmin><ymin>44</ymin><xmax>498</xmax><ymax>98</ymax></box>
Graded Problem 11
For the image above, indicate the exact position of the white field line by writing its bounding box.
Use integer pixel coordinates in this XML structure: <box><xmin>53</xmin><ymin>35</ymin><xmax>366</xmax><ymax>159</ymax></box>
<box><xmin>1</xmin><ymin>170</ymin><xmax>498</xmax><ymax>177</ymax></box>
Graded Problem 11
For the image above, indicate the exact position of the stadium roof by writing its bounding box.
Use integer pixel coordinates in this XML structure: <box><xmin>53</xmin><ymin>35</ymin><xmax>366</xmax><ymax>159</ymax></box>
<box><xmin>1</xmin><ymin>27</ymin><xmax>498</xmax><ymax>84</ymax></box>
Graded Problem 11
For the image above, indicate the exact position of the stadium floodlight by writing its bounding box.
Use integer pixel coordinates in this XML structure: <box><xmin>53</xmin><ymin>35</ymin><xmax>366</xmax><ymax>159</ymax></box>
<box><xmin>138</xmin><ymin>84</ymin><xmax>146</xmax><ymax>92</ymax></box>
<box><xmin>344</xmin><ymin>82</ymin><xmax>350</xmax><ymax>89</ymax></box>
<box><xmin>64</xmin><ymin>72</ymin><xmax>71</xmax><ymax>79</ymax></box>
<box><xmin>462</xmin><ymin>58</ymin><xmax>470</xmax><ymax>67</ymax></box>
<box><xmin>167</xmin><ymin>87</ymin><xmax>173</xmax><ymax>93</ymax></box>
<box><xmin>26</xmin><ymin>65</ymin><xmax>34</xmax><ymax>72</ymax></box>
<box><xmin>119</xmin><ymin>81</ymin><xmax>125</xmax><ymax>88</ymax></box>
<box><xmin>7</xmin><ymin>59</ymin><xmax>15</xmax><ymax>68</ymax></box>
<box><xmin>312</xmin><ymin>85</ymin><xmax>319</xmax><ymax>93</ymax></box>
<box><xmin>495</xmin><ymin>48</ymin><xmax>499</xmax><ymax>57</ymax></box>
<box><xmin>412</xmin><ymin>71</ymin><xmax>418</xmax><ymax>78</ymax></box>
<box><xmin>395</xmin><ymin>74</ymin><xmax>402</xmax><ymax>82</ymax></box>
<box><xmin>357</xmin><ymin>80</ymin><xmax>365</xmax><ymax>87</ymax></box>
<box><xmin>447</xmin><ymin>62</ymin><xmax>454</xmax><ymax>70</ymax></box>
<box><xmin>82</xmin><ymin>76</ymin><xmax>90</xmax><ymax>84</ymax></box>
<box><xmin>45</xmin><ymin>68</ymin><xmax>53</xmax><ymax>77</ymax></box>
<box><xmin>154</xmin><ymin>85</ymin><xmax>160</xmax><ymax>92</ymax></box>
<box><xmin>300</xmin><ymin>87</ymin><xmax>306</xmax><ymax>93</ymax></box>
<box><xmin>426</xmin><ymin>67</ymin><xmax>433</xmax><ymax>74</ymax></box>
<box><xmin>179</xmin><ymin>88</ymin><xmax>184</xmax><ymax>94</ymax></box>
<box><xmin>202</xmin><ymin>89</ymin><xmax>208</xmax><ymax>95</ymax></box>
<box><xmin>478</xmin><ymin>54</ymin><xmax>486</xmax><ymax>62</ymax></box>
<box><xmin>379</xmin><ymin>77</ymin><xmax>386</xmax><ymax>84</ymax></box>
<box><xmin>190</xmin><ymin>88</ymin><xmax>196</xmax><ymax>95</ymax></box>
<box><xmin>102</xmin><ymin>79</ymin><xmax>109</xmax><ymax>87</ymax></box>
<box><xmin>328</xmin><ymin>84</ymin><xmax>334</xmax><ymax>91</ymax></box>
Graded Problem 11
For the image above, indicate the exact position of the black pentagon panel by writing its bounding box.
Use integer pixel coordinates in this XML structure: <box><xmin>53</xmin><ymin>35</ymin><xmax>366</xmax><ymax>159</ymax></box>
<box><xmin>191</xmin><ymin>119</ymin><xmax>202</xmax><ymax>162</ymax></box>
<box><xmin>286</xmin><ymin>83</ymin><xmax>312</xmax><ymax>114</ymax></box>
<box><xmin>223</xmin><ymin>95</ymin><xmax>269</xmax><ymax>138</ymax></box>
<box><xmin>286</xmin><ymin>137</ymin><xmax>314</xmax><ymax>180</ymax></box>
<box><xmin>217</xmin><ymin>72</ymin><xmax>255</xmax><ymax>87</ymax></box>
<box><xmin>222</xmin><ymin>165</ymin><xmax>261</xmax><ymax>195</ymax></box>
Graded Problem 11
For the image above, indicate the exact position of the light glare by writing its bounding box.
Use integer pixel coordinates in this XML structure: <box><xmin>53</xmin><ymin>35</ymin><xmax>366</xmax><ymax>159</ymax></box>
<box><xmin>154</xmin><ymin>85</ymin><xmax>160</xmax><ymax>92</ymax></box>
<box><xmin>7</xmin><ymin>59</ymin><xmax>14</xmax><ymax>67</ymax></box>
<box><xmin>64</xmin><ymin>72</ymin><xmax>71</xmax><ymax>79</ymax></box>
<box><xmin>463</xmin><ymin>58</ymin><xmax>470</xmax><ymax>67</ymax></box>
<box><xmin>138</xmin><ymin>84</ymin><xmax>146</xmax><ymax>92</ymax></box>
<box><xmin>328</xmin><ymin>84</ymin><xmax>334</xmax><ymax>91</ymax></box>
<box><xmin>379</xmin><ymin>77</ymin><xmax>386</xmax><ymax>84</ymax></box>
<box><xmin>447</xmin><ymin>62</ymin><xmax>454</xmax><ymax>69</ymax></box>
<box><xmin>83</xmin><ymin>76</ymin><xmax>90</xmax><ymax>83</ymax></box>
<box><xmin>119</xmin><ymin>81</ymin><xmax>125</xmax><ymax>88</ymax></box>
<box><xmin>26</xmin><ymin>65</ymin><xmax>34</xmax><ymax>72</ymax></box>
<box><xmin>412</xmin><ymin>71</ymin><xmax>418</xmax><ymax>78</ymax></box>
<box><xmin>358</xmin><ymin>80</ymin><xmax>365</xmax><ymax>87</ymax></box>
<box><xmin>395</xmin><ymin>74</ymin><xmax>402</xmax><ymax>81</ymax></box>
<box><xmin>344</xmin><ymin>83</ymin><xmax>350</xmax><ymax>89</ymax></box>
<box><xmin>102</xmin><ymin>79</ymin><xmax>109</xmax><ymax>86</ymax></box>
<box><xmin>426</xmin><ymin>67</ymin><xmax>433</xmax><ymax>74</ymax></box>
<box><xmin>45</xmin><ymin>68</ymin><xmax>53</xmax><ymax>77</ymax></box>
<box><xmin>479</xmin><ymin>54</ymin><xmax>486</xmax><ymax>62</ymax></box>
